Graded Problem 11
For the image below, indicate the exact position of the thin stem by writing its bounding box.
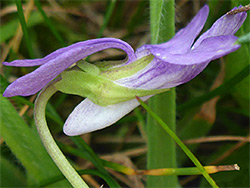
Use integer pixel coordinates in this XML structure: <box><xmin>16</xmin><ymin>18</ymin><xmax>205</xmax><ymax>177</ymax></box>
<box><xmin>60</xmin><ymin>142</ymin><xmax>239</xmax><ymax>176</ymax></box>
<box><xmin>184</xmin><ymin>135</ymin><xmax>250</xmax><ymax>144</ymax></box>
<box><xmin>36</xmin><ymin>163</ymin><xmax>239</xmax><ymax>187</ymax></box>
<box><xmin>34</xmin><ymin>83</ymin><xmax>89</xmax><ymax>188</ymax></box>
<box><xmin>137</xmin><ymin>97</ymin><xmax>219</xmax><ymax>188</ymax></box>
<box><xmin>139</xmin><ymin>164</ymin><xmax>239</xmax><ymax>176</ymax></box>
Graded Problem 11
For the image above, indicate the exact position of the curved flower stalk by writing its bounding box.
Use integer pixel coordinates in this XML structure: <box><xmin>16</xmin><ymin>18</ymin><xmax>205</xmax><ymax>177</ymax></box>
<box><xmin>3</xmin><ymin>5</ymin><xmax>247</xmax><ymax>136</ymax></box>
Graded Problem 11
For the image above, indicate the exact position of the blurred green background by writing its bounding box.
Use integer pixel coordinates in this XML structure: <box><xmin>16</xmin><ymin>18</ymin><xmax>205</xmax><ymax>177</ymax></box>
<box><xmin>0</xmin><ymin>0</ymin><xmax>249</xmax><ymax>187</ymax></box>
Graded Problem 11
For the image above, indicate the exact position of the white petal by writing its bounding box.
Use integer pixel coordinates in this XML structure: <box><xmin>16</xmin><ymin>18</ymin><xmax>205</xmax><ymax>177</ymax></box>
<box><xmin>63</xmin><ymin>96</ymin><xmax>150</xmax><ymax>136</ymax></box>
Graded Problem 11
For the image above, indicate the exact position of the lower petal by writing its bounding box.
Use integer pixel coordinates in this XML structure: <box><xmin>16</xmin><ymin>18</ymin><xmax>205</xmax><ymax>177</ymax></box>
<box><xmin>63</xmin><ymin>96</ymin><xmax>150</xmax><ymax>136</ymax></box>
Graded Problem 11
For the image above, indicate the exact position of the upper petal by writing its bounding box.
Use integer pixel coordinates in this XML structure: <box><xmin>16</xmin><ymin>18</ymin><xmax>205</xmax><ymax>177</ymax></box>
<box><xmin>63</xmin><ymin>96</ymin><xmax>150</xmax><ymax>136</ymax></box>
<box><xmin>147</xmin><ymin>35</ymin><xmax>240</xmax><ymax>65</ymax></box>
<box><xmin>3</xmin><ymin>38</ymin><xmax>135</xmax><ymax>67</ymax></box>
<box><xmin>3</xmin><ymin>38</ymin><xmax>135</xmax><ymax>97</ymax></box>
<box><xmin>136</xmin><ymin>5</ymin><xmax>209</xmax><ymax>56</ymax></box>
<box><xmin>193</xmin><ymin>6</ymin><xmax>247</xmax><ymax>48</ymax></box>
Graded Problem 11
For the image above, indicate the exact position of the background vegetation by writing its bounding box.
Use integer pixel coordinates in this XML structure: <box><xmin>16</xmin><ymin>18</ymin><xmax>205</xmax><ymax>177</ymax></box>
<box><xmin>0</xmin><ymin>0</ymin><xmax>249</xmax><ymax>187</ymax></box>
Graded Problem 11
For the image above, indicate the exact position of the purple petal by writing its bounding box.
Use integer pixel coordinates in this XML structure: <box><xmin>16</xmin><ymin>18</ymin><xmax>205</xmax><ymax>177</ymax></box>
<box><xmin>147</xmin><ymin>35</ymin><xmax>239</xmax><ymax>65</ymax></box>
<box><xmin>3</xmin><ymin>38</ymin><xmax>135</xmax><ymax>97</ymax></box>
<box><xmin>3</xmin><ymin>38</ymin><xmax>135</xmax><ymax>67</ymax></box>
<box><xmin>136</xmin><ymin>5</ymin><xmax>209</xmax><ymax>56</ymax></box>
<box><xmin>117</xmin><ymin>35</ymin><xmax>239</xmax><ymax>90</ymax></box>
<box><xmin>115</xmin><ymin>58</ymin><xmax>209</xmax><ymax>90</ymax></box>
<box><xmin>63</xmin><ymin>96</ymin><xmax>150</xmax><ymax>136</ymax></box>
<box><xmin>193</xmin><ymin>7</ymin><xmax>247</xmax><ymax>48</ymax></box>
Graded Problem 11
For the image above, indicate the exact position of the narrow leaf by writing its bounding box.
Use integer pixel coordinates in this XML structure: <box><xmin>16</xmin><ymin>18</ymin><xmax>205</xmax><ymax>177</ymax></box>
<box><xmin>0</xmin><ymin>96</ymin><xmax>70</xmax><ymax>186</ymax></box>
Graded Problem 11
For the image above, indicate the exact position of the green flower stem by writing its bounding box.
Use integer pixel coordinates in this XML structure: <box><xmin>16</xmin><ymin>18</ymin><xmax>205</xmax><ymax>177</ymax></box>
<box><xmin>137</xmin><ymin>97</ymin><xmax>219</xmax><ymax>188</ymax></box>
<box><xmin>34</xmin><ymin>83</ymin><xmax>89</xmax><ymax>188</ymax></box>
<box><xmin>147</xmin><ymin>0</ymin><xmax>178</xmax><ymax>187</ymax></box>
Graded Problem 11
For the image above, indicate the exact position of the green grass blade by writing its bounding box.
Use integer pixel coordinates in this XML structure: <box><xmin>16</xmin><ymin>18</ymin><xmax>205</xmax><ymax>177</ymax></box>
<box><xmin>15</xmin><ymin>0</ymin><xmax>35</xmax><ymax>58</ymax></box>
<box><xmin>62</xmin><ymin>137</ymin><xmax>121</xmax><ymax>188</ymax></box>
<box><xmin>36</xmin><ymin>169</ymin><xmax>117</xmax><ymax>187</ymax></box>
<box><xmin>0</xmin><ymin>155</ymin><xmax>27</xmax><ymax>187</ymax></box>
<box><xmin>97</xmin><ymin>0</ymin><xmax>117</xmax><ymax>38</ymax></box>
<box><xmin>0</xmin><ymin>12</ymin><xmax>43</xmax><ymax>44</ymax></box>
<box><xmin>34</xmin><ymin>0</ymin><xmax>66</xmax><ymax>46</ymax></box>
<box><xmin>137</xmin><ymin>97</ymin><xmax>219</xmax><ymax>188</ymax></box>
<box><xmin>0</xmin><ymin>96</ymin><xmax>70</xmax><ymax>187</ymax></box>
<box><xmin>150</xmin><ymin>0</ymin><xmax>164</xmax><ymax>44</ymax></box>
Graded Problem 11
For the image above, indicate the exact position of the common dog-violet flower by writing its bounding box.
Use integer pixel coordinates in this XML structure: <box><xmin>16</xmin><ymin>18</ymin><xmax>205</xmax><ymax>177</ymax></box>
<box><xmin>3</xmin><ymin>5</ymin><xmax>247</xmax><ymax>136</ymax></box>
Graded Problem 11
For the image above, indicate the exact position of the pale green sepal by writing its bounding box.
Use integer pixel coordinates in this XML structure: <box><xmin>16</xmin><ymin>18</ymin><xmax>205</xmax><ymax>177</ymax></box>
<box><xmin>100</xmin><ymin>55</ymin><xmax>154</xmax><ymax>80</ymax></box>
<box><xmin>94</xmin><ymin>59</ymin><xmax>126</xmax><ymax>71</ymax></box>
<box><xmin>77</xmin><ymin>60</ymin><xmax>100</xmax><ymax>75</ymax></box>
<box><xmin>55</xmin><ymin>70</ymin><xmax>169</xmax><ymax>106</ymax></box>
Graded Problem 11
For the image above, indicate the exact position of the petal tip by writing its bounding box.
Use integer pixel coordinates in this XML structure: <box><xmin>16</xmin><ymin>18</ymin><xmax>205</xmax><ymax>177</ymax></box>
<box><xmin>203</xmin><ymin>4</ymin><xmax>209</xmax><ymax>11</ymax></box>
<box><xmin>2</xmin><ymin>62</ymin><xmax>9</xmax><ymax>66</ymax></box>
<box><xmin>2</xmin><ymin>88</ymin><xmax>15</xmax><ymax>97</ymax></box>
<box><xmin>2</xmin><ymin>92</ymin><xmax>10</xmax><ymax>97</ymax></box>
<box><xmin>199</xmin><ymin>4</ymin><xmax>209</xmax><ymax>16</ymax></box>
<box><xmin>63</xmin><ymin>115</ymin><xmax>93</xmax><ymax>136</ymax></box>
<box><xmin>63</xmin><ymin>127</ymin><xmax>79</xmax><ymax>136</ymax></box>
<box><xmin>63</xmin><ymin>122</ymin><xmax>89</xmax><ymax>136</ymax></box>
